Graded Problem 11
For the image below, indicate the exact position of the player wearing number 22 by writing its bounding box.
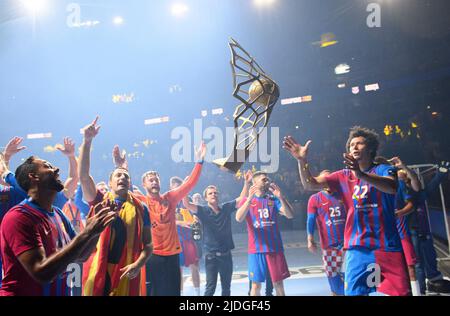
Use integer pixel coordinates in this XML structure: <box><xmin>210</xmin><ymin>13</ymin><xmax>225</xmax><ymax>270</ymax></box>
<box><xmin>283</xmin><ymin>127</ymin><xmax>411</xmax><ymax>296</ymax></box>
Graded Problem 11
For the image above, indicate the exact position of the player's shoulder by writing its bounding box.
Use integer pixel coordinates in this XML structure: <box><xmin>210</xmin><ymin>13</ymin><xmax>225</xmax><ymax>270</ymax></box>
<box><xmin>329</xmin><ymin>169</ymin><xmax>349</xmax><ymax>178</ymax></box>
<box><xmin>308</xmin><ymin>192</ymin><xmax>321</xmax><ymax>202</ymax></box>
<box><xmin>2</xmin><ymin>204</ymin><xmax>34</xmax><ymax>226</ymax></box>
<box><xmin>373</xmin><ymin>163</ymin><xmax>396</xmax><ymax>176</ymax></box>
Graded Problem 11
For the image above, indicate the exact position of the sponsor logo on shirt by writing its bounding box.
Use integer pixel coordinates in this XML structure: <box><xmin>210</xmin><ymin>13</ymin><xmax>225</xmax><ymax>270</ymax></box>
<box><xmin>355</xmin><ymin>203</ymin><xmax>378</xmax><ymax>209</ymax></box>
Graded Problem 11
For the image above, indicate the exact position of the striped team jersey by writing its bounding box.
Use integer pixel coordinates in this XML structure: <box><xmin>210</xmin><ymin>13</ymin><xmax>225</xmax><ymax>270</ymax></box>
<box><xmin>176</xmin><ymin>203</ymin><xmax>194</xmax><ymax>243</ymax></box>
<box><xmin>395</xmin><ymin>180</ymin><xmax>413</xmax><ymax>241</ymax></box>
<box><xmin>325</xmin><ymin>164</ymin><xmax>401</xmax><ymax>252</ymax></box>
<box><xmin>0</xmin><ymin>200</ymin><xmax>76</xmax><ymax>296</ymax></box>
<box><xmin>307</xmin><ymin>191</ymin><xmax>346</xmax><ymax>249</ymax></box>
<box><xmin>0</xmin><ymin>173</ymin><xmax>27</xmax><ymax>223</ymax></box>
<box><xmin>240</xmin><ymin>195</ymin><xmax>284</xmax><ymax>254</ymax></box>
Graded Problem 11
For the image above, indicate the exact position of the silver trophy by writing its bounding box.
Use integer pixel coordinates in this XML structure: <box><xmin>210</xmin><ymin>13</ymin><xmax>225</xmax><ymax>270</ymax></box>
<box><xmin>213</xmin><ymin>38</ymin><xmax>280</xmax><ymax>173</ymax></box>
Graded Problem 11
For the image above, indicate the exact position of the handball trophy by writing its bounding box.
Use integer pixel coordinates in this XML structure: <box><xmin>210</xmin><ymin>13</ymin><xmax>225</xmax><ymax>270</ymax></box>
<box><xmin>213</xmin><ymin>38</ymin><xmax>280</xmax><ymax>173</ymax></box>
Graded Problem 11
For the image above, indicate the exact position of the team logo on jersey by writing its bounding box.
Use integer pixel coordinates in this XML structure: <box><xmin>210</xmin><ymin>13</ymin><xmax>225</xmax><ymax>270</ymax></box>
<box><xmin>326</xmin><ymin>220</ymin><xmax>332</xmax><ymax>227</ymax></box>
<box><xmin>268</xmin><ymin>200</ymin><xmax>274</xmax><ymax>207</ymax></box>
<box><xmin>253</xmin><ymin>221</ymin><xmax>261</xmax><ymax>229</ymax></box>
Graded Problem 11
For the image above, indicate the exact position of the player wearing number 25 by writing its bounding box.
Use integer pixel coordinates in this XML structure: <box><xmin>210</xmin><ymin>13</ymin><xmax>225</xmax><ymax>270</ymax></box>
<box><xmin>307</xmin><ymin>170</ymin><xmax>347</xmax><ymax>296</ymax></box>
<box><xmin>236</xmin><ymin>172</ymin><xmax>294</xmax><ymax>297</ymax></box>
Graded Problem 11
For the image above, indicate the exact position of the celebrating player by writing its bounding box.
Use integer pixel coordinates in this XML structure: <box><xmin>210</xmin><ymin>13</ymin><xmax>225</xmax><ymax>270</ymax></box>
<box><xmin>236</xmin><ymin>172</ymin><xmax>294</xmax><ymax>296</ymax></box>
<box><xmin>284</xmin><ymin>126</ymin><xmax>410</xmax><ymax>296</ymax></box>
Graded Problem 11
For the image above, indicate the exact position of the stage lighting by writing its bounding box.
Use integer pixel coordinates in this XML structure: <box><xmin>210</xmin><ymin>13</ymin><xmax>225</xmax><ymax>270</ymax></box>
<box><xmin>254</xmin><ymin>0</ymin><xmax>276</xmax><ymax>7</ymax></box>
<box><xmin>27</xmin><ymin>133</ymin><xmax>52</xmax><ymax>140</ymax></box>
<box><xmin>144</xmin><ymin>116</ymin><xmax>170</xmax><ymax>126</ymax></box>
<box><xmin>335</xmin><ymin>63</ymin><xmax>350</xmax><ymax>75</ymax></box>
<box><xmin>21</xmin><ymin>0</ymin><xmax>47</xmax><ymax>16</ymax></box>
<box><xmin>171</xmin><ymin>3</ymin><xmax>189</xmax><ymax>17</ymax></box>
<box><xmin>113</xmin><ymin>16</ymin><xmax>124</xmax><ymax>25</ymax></box>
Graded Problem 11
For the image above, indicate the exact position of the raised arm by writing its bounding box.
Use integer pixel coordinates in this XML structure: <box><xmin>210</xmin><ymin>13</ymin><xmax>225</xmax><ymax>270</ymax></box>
<box><xmin>270</xmin><ymin>183</ymin><xmax>294</xmax><ymax>219</ymax></box>
<box><xmin>169</xmin><ymin>142</ymin><xmax>206</xmax><ymax>203</ymax></box>
<box><xmin>236</xmin><ymin>170</ymin><xmax>253</xmax><ymax>206</ymax></box>
<box><xmin>56</xmin><ymin>137</ymin><xmax>79</xmax><ymax>199</ymax></box>
<box><xmin>183</xmin><ymin>196</ymin><xmax>198</xmax><ymax>213</ymax></box>
<box><xmin>389</xmin><ymin>157</ymin><xmax>421</xmax><ymax>192</ymax></box>
<box><xmin>79</xmin><ymin>117</ymin><xmax>101</xmax><ymax>203</ymax></box>
<box><xmin>74</xmin><ymin>184</ymin><xmax>90</xmax><ymax>217</ymax></box>
<box><xmin>112</xmin><ymin>145</ymin><xmax>128</xmax><ymax>170</ymax></box>
<box><xmin>236</xmin><ymin>185</ymin><xmax>258</xmax><ymax>223</ymax></box>
<box><xmin>3</xmin><ymin>136</ymin><xmax>27</xmax><ymax>170</ymax></box>
<box><xmin>283</xmin><ymin>136</ymin><xmax>329</xmax><ymax>191</ymax></box>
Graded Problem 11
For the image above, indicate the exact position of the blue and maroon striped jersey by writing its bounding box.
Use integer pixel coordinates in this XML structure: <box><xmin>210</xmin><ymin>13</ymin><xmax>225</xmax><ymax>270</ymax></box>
<box><xmin>325</xmin><ymin>164</ymin><xmax>402</xmax><ymax>251</ymax></box>
<box><xmin>395</xmin><ymin>180</ymin><xmax>414</xmax><ymax>241</ymax></box>
<box><xmin>240</xmin><ymin>195</ymin><xmax>284</xmax><ymax>254</ymax></box>
<box><xmin>307</xmin><ymin>191</ymin><xmax>346</xmax><ymax>249</ymax></box>
<box><xmin>0</xmin><ymin>199</ymin><xmax>76</xmax><ymax>296</ymax></box>
<box><xmin>176</xmin><ymin>202</ymin><xmax>193</xmax><ymax>243</ymax></box>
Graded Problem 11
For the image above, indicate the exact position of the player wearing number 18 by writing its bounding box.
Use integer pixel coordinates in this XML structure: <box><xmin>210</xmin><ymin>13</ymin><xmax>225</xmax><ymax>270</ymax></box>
<box><xmin>236</xmin><ymin>172</ymin><xmax>294</xmax><ymax>296</ymax></box>
<box><xmin>283</xmin><ymin>126</ymin><xmax>410</xmax><ymax>296</ymax></box>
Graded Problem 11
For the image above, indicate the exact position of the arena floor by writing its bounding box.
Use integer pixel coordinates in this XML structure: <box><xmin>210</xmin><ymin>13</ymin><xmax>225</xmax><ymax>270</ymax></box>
<box><xmin>181</xmin><ymin>230</ymin><xmax>334</xmax><ymax>296</ymax></box>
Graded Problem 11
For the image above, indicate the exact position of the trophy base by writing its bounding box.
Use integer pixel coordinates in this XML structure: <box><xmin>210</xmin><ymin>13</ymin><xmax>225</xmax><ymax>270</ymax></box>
<box><xmin>213</xmin><ymin>149</ymin><xmax>250</xmax><ymax>174</ymax></box>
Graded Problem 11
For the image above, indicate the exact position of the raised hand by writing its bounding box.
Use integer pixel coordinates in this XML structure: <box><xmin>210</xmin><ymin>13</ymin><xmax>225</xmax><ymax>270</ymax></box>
<box><xmin>4</xmin><ymin>136</ymin><xmax>26</xmax><ymax>161</ymax></box>
<box><xmin>56</xmin><ymin>138</ymin><xmax>75</xmax><ymax>157</ymax></box>
<box><xmin>82</xmin><ymin>116</ymin><xmax>101</xmax><ymax>141</ymax></box>
<box><xmin>248</xmin><ymin>185</ymin><xmax>258</xmax><ymax>198</ymax></box>
<box><xmin>388</xmin><ymin>157</ymin><xmax>404</xmax><ymax>169</ymax></box>
<box><xmin>282</xmin><ymin>136</ymin><xmax>312</xmax><ymax>161</ymax></box>
<box><xmin>0</xmin><ymin>153</ymin><xmax>8</xmax><ymax>175</ymax></box>
<box><xmin>194</xmin><ymin>141</ymin><xmax>207</xmax><ymax>162</ymax></box>
<box><xmin>244</xmin><ymin>170</ymin><xmax>253</xmax><ymax>184</ymax></box>
<box><xmin>343</xmin><ymin>153</ymin><xmax>363</xmax><ymax>177</ymax></box>
<box><xmin>84</xmin><ymin>200</ymin><xmax>118</xmax><ymax>237</ymax></box>
<box><xmin>269</xmin><ymin>183</ymin><xmax>283</xmax><ymax>198</ymax></box>
<box><xmin>112</xmin><ymin>145</ymin><xmax>128</xmax><ymax>169</ymax></box>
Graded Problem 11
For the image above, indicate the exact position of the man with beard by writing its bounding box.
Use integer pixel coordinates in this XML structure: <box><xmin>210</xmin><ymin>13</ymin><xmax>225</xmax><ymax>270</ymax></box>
<box><xmin>236</xmin><ymin>172</ymin><xmax>294</xmax><ymax>296</ymax></box>
<box><xmin>0</xmin><ymin>156</ymin><xmax>117</xmax><ymax>296</ymax></box>
<box><xmin>135</xmin><ymin>143</ymin><xmax>206</xmax><ymax>296</ymax></box>
<box><xmin>79</xmin><ymin>117</ymin><xmax>153</xmax><ymax>296</ymax></box>
<box><xmin>283</xmin><ymin>126</ymin><xmax>410</xmax><ymax>296</ymax></box>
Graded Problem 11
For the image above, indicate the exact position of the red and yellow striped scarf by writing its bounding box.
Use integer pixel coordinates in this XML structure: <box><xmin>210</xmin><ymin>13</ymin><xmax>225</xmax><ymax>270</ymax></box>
<box><xmin>82</xmin><ymin>192</ymin><xmax>147</xmax><ymax>296</ymax></box>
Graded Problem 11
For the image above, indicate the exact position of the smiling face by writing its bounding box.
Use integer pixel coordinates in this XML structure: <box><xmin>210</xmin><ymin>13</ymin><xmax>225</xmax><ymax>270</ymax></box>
<box><xmin>109</xmin><ymin>168</ymin><xmax>130</xmax><ymax>196</ymax></box>
<box><xmin>142</xmin><ymin>172</ymin><xmax>160</xmax><ymax>195</ymax></box>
